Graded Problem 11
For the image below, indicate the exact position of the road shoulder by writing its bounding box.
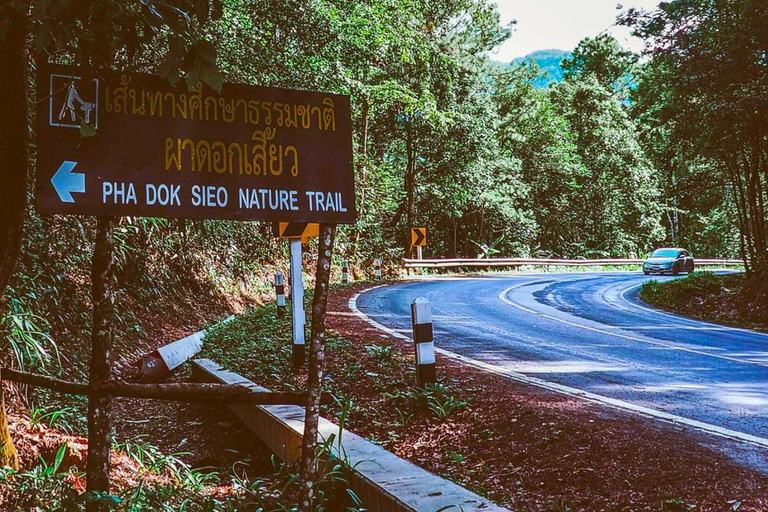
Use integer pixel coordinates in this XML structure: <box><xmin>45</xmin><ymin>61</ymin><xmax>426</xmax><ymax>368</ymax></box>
<box><xmin>337</xmin><ymin>281</ymin><xmax>768</xmax><ymax>511</ymax></box>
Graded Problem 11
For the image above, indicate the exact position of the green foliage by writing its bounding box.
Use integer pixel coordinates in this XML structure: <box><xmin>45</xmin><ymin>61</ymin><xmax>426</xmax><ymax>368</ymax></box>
<box><xmin>1</xmin><ymin>0</ymin><xmax>223</xmax><ymax>89</ymax></box>
<box><xmin>497</xmin><ymin>54</ymin><xmax>663</xmax><ymax>257</ymax></box>
<box><xmin>365</xmin><ymin>344</ymin><xmax>398</xmax><ymax>368</ymax></box>
<box><xmin>661</xmin><ymin>497</ymin><xmax>697</xmax><ymax>511</ymax></box>
<box><xmin>562</xmin><ymin>33</ymin><xmax>637</xmax><ymax>94</ymax></box>
<box><xmin>640</xmin><ymin>272</ymin><xmax>768</xmax><ymax>330</ymax></box>
<box><xmin>113</xmin><ymin>436</ymin><xmax>194</xmax><ymax>477</ymax></box>
<box><xmin>550</xmin><ymin>74</ymin><xmax>663</xmax><ymax>256</ymax></box>
<box><xmin>1</xmin><ymin>435</ymin><xmax>365</xmax><ymax>511</ymax></box>
<box><xmin>0</xmin><ymin>297</ymin><xmax>59</xmax><ymax>372</ymax></box>
<box><xmin>631</xmin><ymin>61</ymin><xmax>741</xmax><ymax>259</ymax></box>
<box><xmin>201</xmin><ymin>297</ymin><xmax>300</xmax><ymax>389</ymax></box>
<box><xmin>408</xmin><ymin>383</ymin><xmax>467</xmax><ymax>421</ymax></box>
<box><xmin>29</xmin><ymin>406</ymin><xmax>74</xmax><ymax>434</ymax></box>
<box><xmin>0</xmin><ymin>449</ymin><xmax>85</xmax><ymax>511</ymax></box>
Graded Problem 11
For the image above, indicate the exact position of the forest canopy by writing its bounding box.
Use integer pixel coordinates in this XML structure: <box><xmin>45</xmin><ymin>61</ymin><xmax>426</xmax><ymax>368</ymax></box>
<box><xmin>2</xmin><ymin>0</ymin><xmax>756</xmax><ymax>273</ymax></box>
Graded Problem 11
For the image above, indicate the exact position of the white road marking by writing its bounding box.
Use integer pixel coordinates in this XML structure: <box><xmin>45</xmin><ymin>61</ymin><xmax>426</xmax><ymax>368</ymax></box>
<box><xmin>349</xmin><ymin>285</ymin><xmax>768</xmax><ymax>450</ymax></box>
<box><xmin>499</xmin><ymin>282</ymin><xmax>768</xmax><ymax>369</ymax></box>
<box><xmin>603</xmin><ymin>325</ymin><xmax>735</xmax><ymax>331</ymax></box>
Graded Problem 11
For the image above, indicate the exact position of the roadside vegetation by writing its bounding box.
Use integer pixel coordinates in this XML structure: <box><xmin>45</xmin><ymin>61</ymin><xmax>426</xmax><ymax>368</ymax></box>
<box><xmin>0</xmin><ymin>416</ymin><xmax>363</xmax><ymax>511</ymax></box>
<box><xmin>641</xmin><ymin>273</ymin><xmax>768</xmax><ymax>332</ymax></box>
<box><xmin>199</xmin><ymin>284</ymin><xmax>470</xmax><ymax>432</ymax></box>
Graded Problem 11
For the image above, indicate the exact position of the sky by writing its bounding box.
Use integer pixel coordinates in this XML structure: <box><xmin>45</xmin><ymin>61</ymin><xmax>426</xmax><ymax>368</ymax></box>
<box><xmin>492</xmin><ymin>0</ymin><xmax>662</xmax><ymax>61</ymax></box>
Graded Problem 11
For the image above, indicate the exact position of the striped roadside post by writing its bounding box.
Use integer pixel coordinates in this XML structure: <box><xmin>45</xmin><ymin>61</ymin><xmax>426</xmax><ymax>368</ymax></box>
<box><xmin>410</xmin><ymin>297</ymin><xmax>436</xmax><ymax>386</ymax></box>
<box><xmin>289</xmin><ymin>239</ymin><xmax>305</xmax><ymax>369</ymax></box>
<box><xmin>374</xmin><ymin>258</ymin><xmax>382</xmax><ymax>279</ymax></box>
<box><xmin>275</xmin><ymin>271</ymin><xmax>286</xmax><ymax>317</ymax></box>
<box><xmin>342</xmin><ymin>259</ymin><xmax>349</xmax><ymax>284</ymax></box>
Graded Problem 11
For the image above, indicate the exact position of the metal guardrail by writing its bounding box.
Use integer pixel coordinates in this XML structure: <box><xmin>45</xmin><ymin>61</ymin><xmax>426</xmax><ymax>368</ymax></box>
<box><xmin>402</xmin><ymin>257</ymin><xmax>745</xmax><ymax>269</ymax></box>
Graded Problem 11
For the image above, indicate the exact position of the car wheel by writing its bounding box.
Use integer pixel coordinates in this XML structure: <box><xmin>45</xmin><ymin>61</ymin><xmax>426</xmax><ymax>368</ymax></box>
<box><xmin>689</xmin><ymin>262</ymin><xmax>695</xmax><ymax>274</ymax></box>
<box><xmin>643</xmin><ymin>270</ymin><xmax>650</xmax><ymax>275</ymax></box>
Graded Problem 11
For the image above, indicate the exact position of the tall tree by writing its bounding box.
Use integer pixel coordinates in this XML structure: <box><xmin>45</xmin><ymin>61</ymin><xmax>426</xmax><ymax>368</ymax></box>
<box><xmin>622</xmin><ymin>0</ymin><xmax>768</xmax><ymax>275</ymax></box>
<box><xmin>562</xmin><ymin>33</ymin><xmax>637</xmax><ymax>95</ymax></box>
<box><xmin>0</xmin><ymin>0</ymin><xmax>222</xmax><ymax>301</ymax></box>
<box><xmin>631</xmin><ymin>60</ymin><xmax>740</xmax><ymax>256</ymax></box>
<box><xmin>551</xmin><ymin>74</ymin><xmax>663</xmax><ymax>256</ymax></box>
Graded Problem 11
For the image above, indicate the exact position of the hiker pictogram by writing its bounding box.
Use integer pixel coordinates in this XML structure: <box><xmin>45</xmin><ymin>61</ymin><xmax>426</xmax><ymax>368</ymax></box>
<box><xmin>58</xmin><ymin>80</ymin><xmax>96</xmax><ymax>124</ymax></box>
<box><xmin>48</xmin><ymin>73</ymin><xmax>99</xmax><ymax>129</ymax></box>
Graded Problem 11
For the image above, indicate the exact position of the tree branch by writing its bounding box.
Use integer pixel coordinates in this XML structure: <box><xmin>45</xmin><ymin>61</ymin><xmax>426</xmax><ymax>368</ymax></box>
<box><xmin>1</xmin><ymin>368</ymin><xmax>331</xmax><ymax>405</ymax></box>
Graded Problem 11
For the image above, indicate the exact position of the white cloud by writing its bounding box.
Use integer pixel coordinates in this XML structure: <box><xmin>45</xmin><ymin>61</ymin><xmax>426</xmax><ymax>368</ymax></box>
<box><xmin>491</xmin><ymin>0</ymin><xmax>661</xmax><ymax>61</ymax></box>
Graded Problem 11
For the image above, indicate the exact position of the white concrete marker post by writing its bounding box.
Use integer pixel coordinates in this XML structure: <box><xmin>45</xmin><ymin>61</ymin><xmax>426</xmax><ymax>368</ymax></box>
<box><xmin>411</xmin><ymin>297</ymin><xmax>436</xmax><ymax>386</ymax></box>
<box><xmin>374</xmin><ymin>258</ymin><xmax>382</xmax><ymax>279</ymax></box>
<box><xmin>342</xmin><ymin>259</ymin><xmax>349</xmax><ymax>284</ymax></box>
<box><xmin>415</xmin><ymin>246</ymin><xmax>423</xmax><ymax>260</ymax></box>
<box><xmin>275</xmin><ymin>271</ymin><xmax>286</xmax><ymax>318</ymax></box>
<box><xmin>139</xmin><ymin>315</ymin><xmax>233</xmax><ymax>381</ymax></box>
<box><xmin>289</xmin><ymin>239</ymin><xmax>305</xmax><ymax>369</ymax></box>
<box><xmin>141</xmin><ymin>331</ymin><xmax>204</xmax><ymax>380</ymax></box>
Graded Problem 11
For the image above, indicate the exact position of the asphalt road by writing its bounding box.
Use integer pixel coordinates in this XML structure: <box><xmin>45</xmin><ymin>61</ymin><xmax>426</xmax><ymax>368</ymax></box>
<box><xmin>355</xmin><ymin>271</ymin><xmax>768</xmax><ymax>468</ymax></box>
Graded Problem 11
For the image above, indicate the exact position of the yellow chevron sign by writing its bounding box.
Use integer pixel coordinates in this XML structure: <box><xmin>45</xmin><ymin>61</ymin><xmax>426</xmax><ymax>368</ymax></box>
<box><xmin>411</xmin><ymin>227</ymin><xmax>427</xmax><ymax>247</ymax></box>
<box><xmin>277</xmin><ymin>222</ymin><xmax>319</xmax><ymax>243</ymax></box>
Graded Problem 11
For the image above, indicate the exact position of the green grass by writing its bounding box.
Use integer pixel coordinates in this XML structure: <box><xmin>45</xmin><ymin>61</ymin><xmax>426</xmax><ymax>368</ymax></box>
<box><xmin>200</xmin><ymin>298</ymin><xmax>301</xmax><ymax>391</ymax></box>
<box><xmin>639</xmin><ymin>272</ymin><xmax>767</xmax><ymax>331</ymax></box>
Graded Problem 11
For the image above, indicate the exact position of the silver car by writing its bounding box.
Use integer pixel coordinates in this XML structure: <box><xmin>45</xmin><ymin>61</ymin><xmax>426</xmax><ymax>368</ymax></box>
<box><xmin>643</xmin><ymin>248</ymin><xmax>695</xmax><ymax>275</ymax></box>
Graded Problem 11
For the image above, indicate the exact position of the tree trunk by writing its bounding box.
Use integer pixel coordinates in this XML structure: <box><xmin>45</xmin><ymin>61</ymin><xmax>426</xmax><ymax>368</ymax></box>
<box><xmin>732</xmin><ymin>158</ymin><xmax>756</xmax><ymax>268</ymax></box>
<box><xmin>0</xmin><ymin>4</ymin><xmax>28</xmax><ymax>301</ymax></box>
<box><xmin>405</xmin><ymin>124</ymin><xmax>415</xmax><ymax>257</ymax></box>
<box><xmin>297</xmin><ymin>223</ymin><xmax>336</xmax><ymax>511</ymax></box>
<box><xmin>86</xmin><ymin>217</ymin><xmax>116</xmax><ymax>511</ymax></box>
<box><xmin>0</xmin><ymin>4</ymin><xmax>28</xmax><ymax>470</ymax></box>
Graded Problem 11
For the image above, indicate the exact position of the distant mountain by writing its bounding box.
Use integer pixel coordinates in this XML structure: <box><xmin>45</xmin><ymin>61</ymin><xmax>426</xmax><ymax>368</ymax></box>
<box><xmin>511</xmin><ymin>49</ymin><xmax>572</xmax><ymax>88</ymax></box>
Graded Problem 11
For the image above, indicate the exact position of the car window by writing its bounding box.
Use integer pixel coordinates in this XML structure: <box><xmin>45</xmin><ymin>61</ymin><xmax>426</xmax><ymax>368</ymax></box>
<box><xmin>651</xmin><ymin>249</ymin><xmax>679</xmax><ymax>258</ymax></box>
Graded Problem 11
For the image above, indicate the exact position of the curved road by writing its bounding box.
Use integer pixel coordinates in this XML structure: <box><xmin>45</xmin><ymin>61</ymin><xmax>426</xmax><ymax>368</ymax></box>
<box><xmin>355</xmin><ymin>272</ymin><xmax>768</xmax><ymax>468</ymax></box>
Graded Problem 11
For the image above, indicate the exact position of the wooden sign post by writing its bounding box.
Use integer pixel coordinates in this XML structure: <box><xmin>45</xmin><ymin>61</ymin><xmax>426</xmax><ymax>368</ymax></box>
<box><xmin>87</xmin><ymin>217</ymin><xmax>115</xmax><ymax>511</ymax></box>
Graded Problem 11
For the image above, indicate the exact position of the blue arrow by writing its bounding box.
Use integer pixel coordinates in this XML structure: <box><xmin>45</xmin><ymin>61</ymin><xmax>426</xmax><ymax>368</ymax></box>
<box><xmin>51</xmin><ymin>161</ymin><xmax>85</xmax><ymax>203</ymax></box>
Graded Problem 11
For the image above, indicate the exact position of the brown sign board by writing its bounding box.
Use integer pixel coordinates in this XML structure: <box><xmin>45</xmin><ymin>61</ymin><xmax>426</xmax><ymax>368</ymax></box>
<box><xmin>35</xmin><ymin>64</ymin><xmax>356</xmax><ymax>224</ymax></box>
